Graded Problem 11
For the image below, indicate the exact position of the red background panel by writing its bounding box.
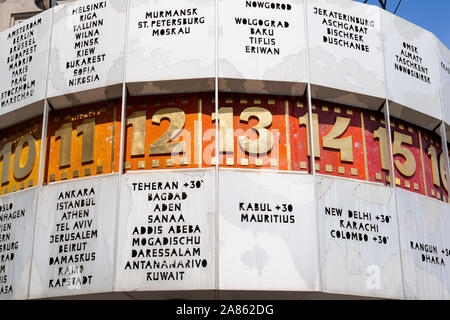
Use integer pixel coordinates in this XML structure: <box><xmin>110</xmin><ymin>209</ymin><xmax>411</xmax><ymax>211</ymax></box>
<box><xmin>313</xmin><ymin>99</ymin><xmax>366</xmax><ymax>181</ymax></box>
<box><xmin>289</xmin><ymin>96</ymin><xmax>311</xmax><ymax>173</ymax></box>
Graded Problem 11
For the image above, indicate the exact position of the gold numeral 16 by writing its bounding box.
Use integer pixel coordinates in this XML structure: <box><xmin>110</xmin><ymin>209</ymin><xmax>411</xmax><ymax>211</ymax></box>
<box><xmin>427</xmin><ymin>145</ymin><xmax>448</xmax><ymax>191</ymax></box>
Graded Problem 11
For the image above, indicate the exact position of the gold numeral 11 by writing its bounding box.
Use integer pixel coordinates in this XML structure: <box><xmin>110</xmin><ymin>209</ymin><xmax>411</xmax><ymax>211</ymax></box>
<box><xmin>55</xmin><ymin>118</ymin><xmax>95</xmax><ymax>167</ymax></box>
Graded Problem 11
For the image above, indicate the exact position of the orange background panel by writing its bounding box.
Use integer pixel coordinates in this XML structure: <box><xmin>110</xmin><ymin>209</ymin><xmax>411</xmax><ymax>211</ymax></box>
<box><xmin>0</xmin><ymin>116</ymin><xmax>42</xmax><ymax>195</ymax></box>
<box><xmin>124</xmin><ymin>93</ymin><xmax>212</xmax><ymax>171</ymax></box>
<box><xmin>45</xmin><ymin>99</ymin><xmax>121</xmax><ymax>184</ymax></box>
<box><xmin>314</xmin><ymin>100</ymin><xmax>366</xmax><ymax>181</ymax></box>
<box><xmin>217</xmin><ymin>93</ymin><xmax>289</xmax><ymax>170</ymax></box>
<box><xmin>289</xmin><ymin>96</ymin><xmax>311</xmax><ymax>173</ymax></box>
<box><xmin>363</xmin><ymin>110</ymin><xmax>390</xmax><ymax>185</ymax></box>
<box><xmin>199</xmin><ymin>93</ymin><xmax>216</xmax><ymax>167</ymax></box>
<box><xmin>419</xmin><ymin>129</ymin><xmax>448</xmax><ymax>202</ymax></box>
<box><xmin>390</xmin><ymin>118</ymin><xmax>425</xmax><ymax>196</ymax></box>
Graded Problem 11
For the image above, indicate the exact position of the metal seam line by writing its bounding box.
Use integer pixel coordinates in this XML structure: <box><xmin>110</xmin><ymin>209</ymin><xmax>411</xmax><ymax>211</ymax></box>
<box><xmin>112</xmin><ymin>0</ymin><xmax>130</xmax><ymax>293</ymax></box>
<box><xmin>379</xmin><ymin>7</ymin><xmax>406</xmax><ymax>298</ymax></box>
<box><xmin>303</xmin><ymin>0</ymin><xmax>322</xmax><ymax>292</ymax></box>
<box><xmin>214</xmin><ymin>0</ymin><xmax>220</xmax><ymax>300</ymax></box>
<box><xmin>27</xmin><ymin>7</ymin><xmax>54</xmax><ymax>299</ymax></box>
<box><xmin>433</xmin><ymin>36</ymin><xmax>450</xmax><ymax>202</ymax></box>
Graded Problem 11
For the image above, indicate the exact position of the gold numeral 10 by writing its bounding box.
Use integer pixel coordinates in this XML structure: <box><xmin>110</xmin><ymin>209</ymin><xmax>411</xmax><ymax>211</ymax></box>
<box><xmin>55</xmin><ymin>118</ymin><xmax>95</xmax><ymax>167</ymax></box>
<box><xmin>0</xmin><ymin>135</ymin><xmax>37</xmax><ymax>184</ymax></box>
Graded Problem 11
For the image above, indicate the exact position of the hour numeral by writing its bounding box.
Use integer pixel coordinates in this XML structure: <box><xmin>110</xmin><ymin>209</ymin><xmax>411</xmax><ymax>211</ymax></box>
<box><xmin>298</xmin><ymin>113</ymin><xmax>319</xmax><ymax>158</ymax></box>
<box><xmin>238</xmin><ymin>107</ymin><xmax>273</xmax><ymax>155</ymax></box>
<box><xmin>127</xmin><ymin>108</ymin><xmax>186</xmax><ymax>157</ymax></box>
<box><xmin>214</xmin><ymin>107</ymin><xmax>234</xmax><ymax>153</ymax></box>
<box><xmin>127</xmin><ymin>111</ymin><xmax>146</xmax><ymax>156</ymax></box>
<box><xmin>149</xmin><ymin>108</ymin><xmax>186</xmax><ymax>155</ymax></box>
<box><xmin>373</xmin><ymin>126</ymin><xmax>390</xmax><ymax>171</ymax></box>
<box><xmin>215</xmin><ymin>106</ymin><xmax>275</xmax><ymax>155</ymax></box>
<box><xmin>322</xmin><ymin>117</ymin><xmax>353</xmax><ymax>162</ymax></box>
<box><xmin>0</xmin><ymin>135</ymin><xmax>37</xmax><ymax>184</ymax></box>
<box><xmin>55</xmin><ymin>122</ymin><xmax>72</xmax><ymax>167</ymax></box>
<box><xmin>299</xmin><ymin>113</ymin><xmax>353</xmax><ymax>162</ymax></box>
<box><xmin>393</xmin><ymin>131</ymin><xmax>416</xmax><ymax>177</ymax></box>
<box><xmin>427</xmin><ymin>145</ymin><xmax>440</xmax><ymax>187</ymax></box>
<box><xmin>77</xmin><ymin>118</ymin><xmax>95</xmax><ymax>163</ymax></box>
<box><xmin>0</xmin><ymin>142</ymin><xmax>12</xmax><ymax>185</ymax></box>
<box><xmin>55</xmin><ymin>118</ymin><xmax>95</xmax><ymax>167</ymax></box>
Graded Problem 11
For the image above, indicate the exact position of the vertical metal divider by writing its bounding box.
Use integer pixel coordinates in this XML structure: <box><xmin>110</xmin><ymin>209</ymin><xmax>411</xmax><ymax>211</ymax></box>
<box><xmin>303</xmin><ymin>0</ymin><xmax>322</xmax><ymax>293</ymax></box>
<box><xmin>383</xmin><ymin>99</ymin><xmax>406</xmax><ymax>298</ymax></box>
<box><xmin>111</xmin><ymin>0</ymin><xmax>130</xmax><ymax>294</ymax></box>
<box><xmin>27</xmin><ymin>8</ymin><xmax>54</xmax><ymax>300</ymax></box>
<box><xmin>379</xmin><ymin>9</ymin><xmax>406</xmax><ymax>299</ymax></box>
<box><xmin>433</xmin><ymin>37</ymin><xmax>450</xmax><ymax>203</ymax></box>
<box><xmin>439</xmin><ymin>123</ymin><xmax>450</xmax><ymax>201</ymax></box>
<box><xmin>37</xmin><ymin>103</ymin><xmax>49</xmax><ymax>188</ymax></box>
<box><xmin>214</xmin><ymin>0</ymin><xmax>220</xmax><ymax>301</ymax></box>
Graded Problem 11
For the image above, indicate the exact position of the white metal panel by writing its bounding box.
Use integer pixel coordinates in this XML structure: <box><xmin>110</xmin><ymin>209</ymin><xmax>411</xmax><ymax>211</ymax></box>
<box><xmin>115</xmin><ymin>170</ymin><xmax>216</xmax><ymax>291</ymax></box>
<box><xmin>218</xmin><ymin>0</ymin><xmax>307</xmax><ymax>95</ymax></box>
<box><xmin>0</xmin><ymin>10</ymin><xmax>52</xmax><ymax>128</ymax></box>
<box><xmin>382</xmin><ymin>10</ymin><xmax>442</xmax><ymax>129</ymax></box>
<box><xmin>435</xmin><ymin>39</ymin><xmax>450</xmax><ymax>126</ymax></box>
<box><xmin>0</xmin><ymin>188</ymin><xmax>37</xmax><ymax>300</ymax></box>
<box><xmin>126</xmin><ymin>0</ymin><xmax>215</xmax><ymax>95</ymax></box>
<box><xmin>47</xmin><ymin>0</ymin><xmax>126</xmax><ymax>108</ymax></box>
<box><xmin>307</xmin><ymin>0</ymin><xmax>386</xmax><ymax>109</ymax></box>
<box><xmin>29</xmin><ymin>175</ymin><xmax>118</xmax><ymax>298</ymax></box>
<box><xmin>219</xmin><ymin>170</ymin><xmax>319</xmax><ymax>291</ymax></box>
<box><xmin>396</xmin><ymin>189</ymin><xmax>450</xmax><ymax>300</ymax></box>
<box><xmin>316</xmin><ymin>176</ymin><xmax>403</xmax><ymax>299</ymax></box>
